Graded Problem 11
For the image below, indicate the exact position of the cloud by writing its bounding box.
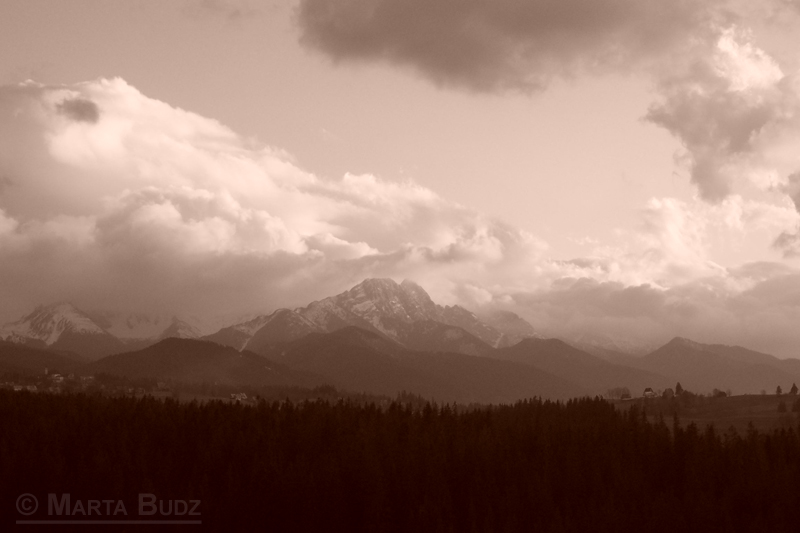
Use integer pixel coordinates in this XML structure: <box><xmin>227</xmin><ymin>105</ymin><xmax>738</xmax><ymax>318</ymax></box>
<box><xmin>3</xmin><ymin>78</ymin><xmax>800</xmax><ymax>356</ymax></box>
<box><xmin>645</xmin><ymin>26</ymin><xmax>800</xmax><ymax>203</ymax></box>
<box><xmin>182</xmin><ymin>0</ymin><xmax>262</xmax><ymax>21</ymax></box>
<box><xmin>297</xmin><ymin>1</ymin><xmax>800</xmax><ymax>248</ymax></box>
<box><xmin>465</xmin><ymin>194</ymin><xmax>800</xmax><ymax>357</ymax></box>
<box><xmin>297</xmin><ymin>0</ymin><xmax>724</xmax><ymax>92</ymax></box>
<box><xmin>497</xmin><ymin>268</ymin><xmax>800</xmax><ymax>358</ymax></box>
<box><xmin>773</xmin><ymin>172</ymin><xmax>800</xmax><ymax>255</ymax></box>
<box><xmin>537</xmin><ymin>196</ymin><xmax>796</xmax><ymax>293</ymax></box>
<box><xmin>0</xmin><ymin>78</ymin><xmax>548</xmax><ymax>321</ymax></box>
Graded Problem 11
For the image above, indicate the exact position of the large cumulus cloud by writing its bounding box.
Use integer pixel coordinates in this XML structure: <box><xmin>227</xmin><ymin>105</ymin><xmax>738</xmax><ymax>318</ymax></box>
<box><xmin>0</xmin><ymin>79</ymin><xmax>548</xmax><ymax>321</ymax></box>
<box><xmin>646</xmin><ymin>26</ymin><xmax>800</xmax><ymax>202</ymax></box>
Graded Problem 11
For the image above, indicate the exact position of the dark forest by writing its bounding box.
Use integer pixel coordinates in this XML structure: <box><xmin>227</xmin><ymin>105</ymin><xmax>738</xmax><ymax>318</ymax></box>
<box><xmin>2</xmin><ymin>391</ymin><xmax>800</xmax><ymax>532</ymax></box>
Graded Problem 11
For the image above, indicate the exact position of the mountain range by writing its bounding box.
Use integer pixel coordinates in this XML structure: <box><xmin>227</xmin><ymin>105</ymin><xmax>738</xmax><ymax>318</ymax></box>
<box><xmin>2</xmin><ymin>278</ymin><xmax>799</xmax><ymax>401</ymax></box>
<box><xmin>205</xmin><ymin>278</ymin><xmax>534</xmax><ymax>355</ymax></box>
<box><xmin>0</xmin><ymin>303</ymin><xmax>206</xmax><ymax>359</ymax></box>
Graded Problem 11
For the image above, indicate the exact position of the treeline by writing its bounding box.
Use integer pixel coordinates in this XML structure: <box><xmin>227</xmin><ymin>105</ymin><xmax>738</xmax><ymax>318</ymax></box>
<box><xmin>2</xmin><ymin>391</ymin><xmax>800</xmax><ymax>531</ymax></box>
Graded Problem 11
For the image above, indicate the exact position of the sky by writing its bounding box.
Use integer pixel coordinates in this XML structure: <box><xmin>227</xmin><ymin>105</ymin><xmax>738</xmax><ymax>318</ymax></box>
<box><xmin>1</xmin><ymin>0</ymin><xmax>800</xmax><ymax>356</ymax></box>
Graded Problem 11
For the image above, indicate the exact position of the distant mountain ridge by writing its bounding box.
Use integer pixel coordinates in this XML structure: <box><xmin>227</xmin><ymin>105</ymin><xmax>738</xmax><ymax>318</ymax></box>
<box><xmin>0</xmin><ymin>303</ymin><xmax>124</xmax><ymax>359</ymax></box>
<box><xmin>5</xmin><ymin>280</ymin><xmax>800</xmax><ymax>401</ymax></box>
<box><xmin>84</xmin><ymin>338</ymin><xmax>319</xmax><ymax>389</ymax></box>
<box><xmin>0</xmin><ymin>279</ymin><xmax>540</xmax><ymax>361</ymax></box>
<box><xmin>206</xmin><ymin>278</ymin><xmax>538</xmax><ymax>356</ymax></box>
<box><xmin>627</xmin><ymin>337</ymin><xmax>800</xmax><ymax>394</ymax></box>
<box><xmin>493</xmin><ymin>338</ymin><xmax>673</xmax><ymax>395</ymax></box>
<box><xmin>1</xmin><ymin>303</ymin><xmax>107</xmax><ymax>346</ymax></box>
<box><xmin>0</xmin><ymin>303</ymin><xmax>204</xmax><ymax>359</ymax></box>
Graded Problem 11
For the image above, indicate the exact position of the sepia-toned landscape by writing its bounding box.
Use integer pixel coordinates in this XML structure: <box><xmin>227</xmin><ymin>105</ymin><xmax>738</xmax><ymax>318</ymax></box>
<box><xmin>2</xmin><ymin>0</ymin><xmax>800</xmax><ymax>530</ymax></box>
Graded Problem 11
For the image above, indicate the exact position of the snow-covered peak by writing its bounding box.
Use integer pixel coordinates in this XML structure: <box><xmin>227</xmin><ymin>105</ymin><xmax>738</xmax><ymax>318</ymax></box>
<box><xmin>208</xmin><ymin>278</ymin><xmax>528</xmax><ymax>353</ymax></box>
<box><xmin>667</xmin><ymin>336</ymin><xmax>705</xmax><ymax>351</ymax></box>
<box><xmin>399</xmin><ymin>279</ymin><xmax>439</xmax><ymax>316</ymax></box>
<box><xmin>230</xmin><ymin>314</ymin><xmax>272</xmax><ymax>336</ymax></box>
<box><xmin>158</xmin><ymin>317</ymin><xmax>202</xmax><ymax>340</ymax></box>
<box><xmin>332</xmin><ymin>278</ymin><xmax>441</xmax><ymax>325</ymax></box>
<box><xmin>0</xmin><ymin>302</ymin><xmax>106</xmax><ymax>345</ymax></box>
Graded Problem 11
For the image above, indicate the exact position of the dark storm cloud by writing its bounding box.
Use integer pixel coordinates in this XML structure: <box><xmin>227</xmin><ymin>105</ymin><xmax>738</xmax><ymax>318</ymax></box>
<box><xmin>56</xmin><ymin>97</ymin><xmax>100</xmax><ymax>123</ymax></box>
<box><xmin>297</xmin><ymin>0</ymin><xmax>725</xmax><ymax>92</ymax></box>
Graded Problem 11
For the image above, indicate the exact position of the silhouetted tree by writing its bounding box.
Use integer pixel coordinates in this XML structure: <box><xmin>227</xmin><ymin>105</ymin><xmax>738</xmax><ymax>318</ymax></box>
<box><xmin>777</xmin><ymin>385</ymin><xmax>783</xmax><ymax>395</ymax></box>
<box><xmin>675</xmin><ymin>382</ymin><xmax>684</xmax><ymax>395</ymax></box>
<box><xmin>606</xmin><ymin>387</ymin><xmax>631</xmax><ymax>400</ymax></box>
<box><xmin>791</xmin><ymin>383</ymin><xmax>798</xmax><ymax>395</ymax></box>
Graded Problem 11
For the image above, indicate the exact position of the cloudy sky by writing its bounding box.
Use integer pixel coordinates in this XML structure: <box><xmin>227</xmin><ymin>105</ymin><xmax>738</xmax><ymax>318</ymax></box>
<box><xmin>1</xmin><ymin>0</ymin><xmax>800</xmax><ymax>356</ymax></box>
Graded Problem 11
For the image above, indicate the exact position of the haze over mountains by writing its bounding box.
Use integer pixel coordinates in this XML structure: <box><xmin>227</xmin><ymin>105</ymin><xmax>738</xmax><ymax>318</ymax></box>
<box><xmin>1</xmin><ymin>278</ymin><xmax>799</xmax><ymax>402</ymax></box>
<box><xmin>0</xmin><ymin>303</ymin><xmax>206</xmax><ymax>359</ymax></box>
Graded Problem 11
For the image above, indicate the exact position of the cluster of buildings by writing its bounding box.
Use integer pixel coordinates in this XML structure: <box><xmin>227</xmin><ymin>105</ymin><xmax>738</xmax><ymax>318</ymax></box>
<box><xmin>0</xmin><ymin>372</ymin><xmax>150</xmax><ymax>397</ymax></box>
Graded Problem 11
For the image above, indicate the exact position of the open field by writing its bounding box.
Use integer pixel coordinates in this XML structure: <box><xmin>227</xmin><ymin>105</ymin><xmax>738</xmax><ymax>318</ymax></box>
<box><xmin>616</xmin><ymin>394</ymin><xmax>800</xmax><ymax>434</ymax></box>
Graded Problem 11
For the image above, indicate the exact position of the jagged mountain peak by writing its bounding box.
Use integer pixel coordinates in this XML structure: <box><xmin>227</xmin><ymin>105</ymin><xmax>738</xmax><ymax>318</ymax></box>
<box><xmin>357</xmin><ymin>277</ymin><xmax>401</xmax><ymax>289</ymax></box>
<box><xmin>665</xmin><ymin>336</ymin><xmax>705</xmax><ymax>350</ymax></box>
<box><xmin>157</xmin><ymin>316</ymin><xmax>202</xmax><ymax>340</ymax></box>
<box><xmin>210</xmin><ymin>278</ymin><xmax>538</xmax><ymax>354</ymax></box>
<box><xmin>330</xmin><ymin>277</ymin><xmax>440</xmax><ymax>326</ymax></box>
<box><xmin>343</xmin><ymin>278</ymin><xmax>402</xmax><ymax>301</ymax></box>
<box><xmin>1</xmin><ymin>302</ymin><xmax>106</xmax><ymax>345</ymax></box>
<box><xmin>399</xmin><ymin>279</ymin><xmax>439</xmax><ymax>309</ymax></box>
